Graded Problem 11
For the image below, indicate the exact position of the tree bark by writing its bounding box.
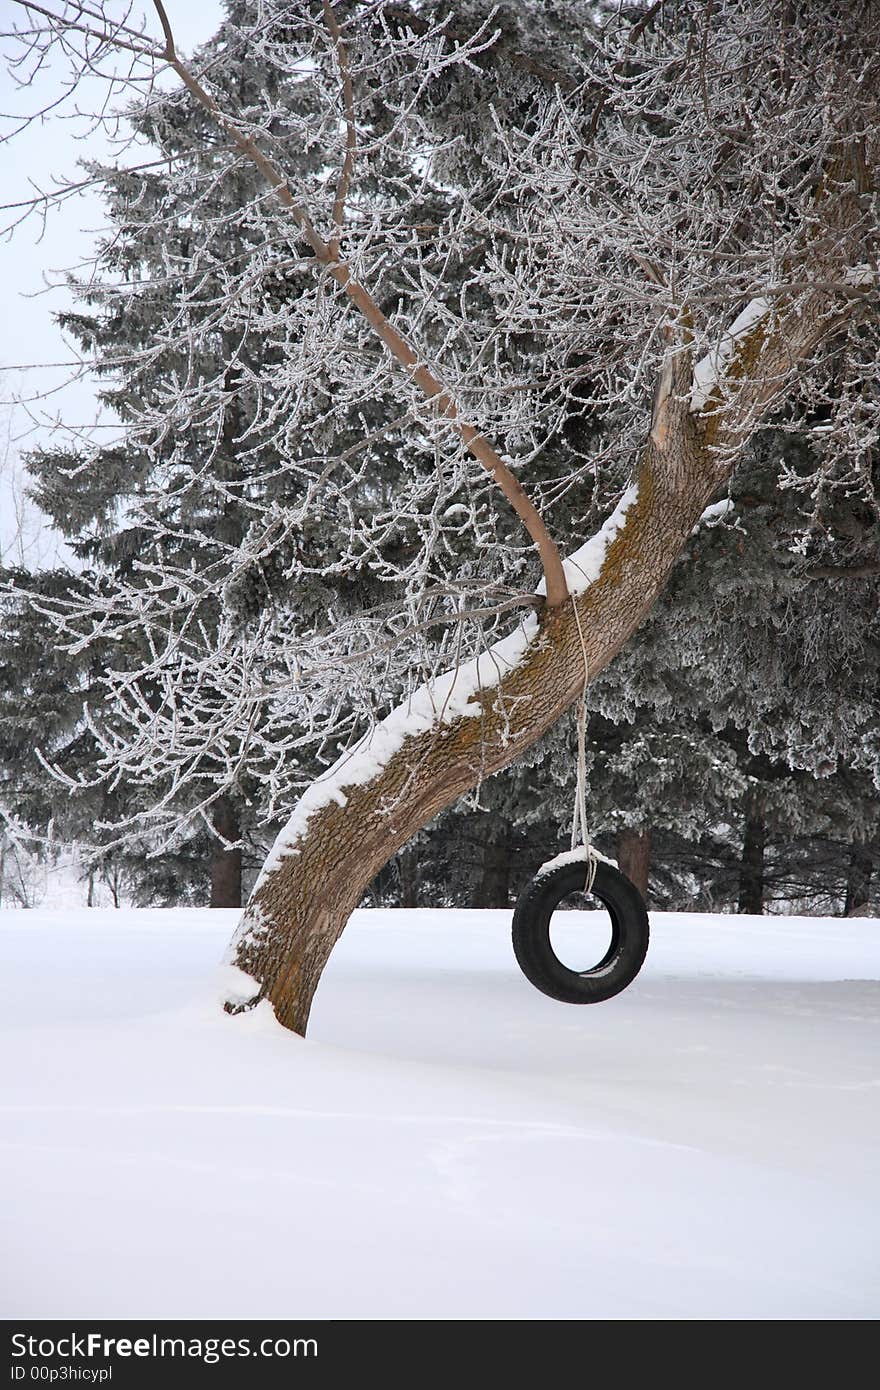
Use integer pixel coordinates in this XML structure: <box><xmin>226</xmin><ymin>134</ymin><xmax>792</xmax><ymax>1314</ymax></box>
<box><xmin>844</xmin><ymin>841</ymin><xmax>873</xmax><ymax>917</ymax></box>
<box><xmin>738</xmin><ymin>796</ymin><xmax>766</xmax><ymax>915</ymax></box>
<box><xmin>210</xmin><ymin>795</ymin><xmax>242</xmax><ymax>909</ymax></box>
<box><xmin>617</xmin><ymin>827</ymin><xmax>652</xmax><ymax>900</ymax></box>
<box><xmin>471</xmin><ymin>817</ymin><xmax>512</xmax><ymax>909</ymax></box>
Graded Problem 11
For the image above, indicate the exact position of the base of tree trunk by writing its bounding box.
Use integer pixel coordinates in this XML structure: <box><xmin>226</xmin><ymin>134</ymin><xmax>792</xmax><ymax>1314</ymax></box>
<box><xmin>738</xmin><ymin>797</ymin><xmax>766</xmax><ymax>914</ymax></box>
<box><xmin>844</xmin><ymin>841</ymin><xmax>873</xmax><ymax>916</ymax></box>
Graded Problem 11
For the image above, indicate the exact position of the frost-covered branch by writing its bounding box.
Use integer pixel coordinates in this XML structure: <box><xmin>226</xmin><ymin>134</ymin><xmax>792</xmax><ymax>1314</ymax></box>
<box><xmin>149</xmin><ymin>0</ymin><xmax>568</xmax><ymax>605</ymax></box>
<box><xmin>321</xmin><ymin>0</ymin><xmax>358</xmax><ymax>258</ymax></box>
<box><xmin>2</xmin><ymin>1</ymin><xmax>878</xmax><ymax>851</ymax></box>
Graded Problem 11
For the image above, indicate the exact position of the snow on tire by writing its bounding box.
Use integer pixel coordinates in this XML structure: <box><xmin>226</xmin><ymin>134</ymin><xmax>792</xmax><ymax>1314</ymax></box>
<box><xmin>511</xmin><ymin>859</ymin><xmax>649</xmax><ymax>1004</ymax></box>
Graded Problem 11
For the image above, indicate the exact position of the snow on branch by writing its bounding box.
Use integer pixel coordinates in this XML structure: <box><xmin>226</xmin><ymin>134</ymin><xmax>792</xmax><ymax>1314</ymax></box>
<box><xmin>689</xmin><ymin>298</ymin><xmax>772</xmax><ymax>414</ymax></box>
<box><xmin>253</xmin><ymin>483</ymin><xmax>641</xmax><ymax>890</ymax></box>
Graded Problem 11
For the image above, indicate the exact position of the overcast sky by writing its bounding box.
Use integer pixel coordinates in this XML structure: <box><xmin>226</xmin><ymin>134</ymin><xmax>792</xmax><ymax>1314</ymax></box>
<box><xmin>1</xmin><ymin>1</ymin><xmax>224</xmax><ymax>565</ymax></box>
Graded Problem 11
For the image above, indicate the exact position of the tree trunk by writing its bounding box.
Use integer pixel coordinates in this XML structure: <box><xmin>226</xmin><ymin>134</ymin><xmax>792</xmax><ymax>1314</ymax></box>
<box><xmin>844</xmin><ymin>841</ymin><xmax>872</xmax><ymax>917</ymax></box>
<box><xmin>738</xmin><ymin>796</ymin><xmax>766</xmax><ymax>915</ymax></box>
<box><xmin>471</xmin><ymin>817</ymin><xmax>512</xmax><ymax>908</ymax></box>
<box><xmin>210</xmin><ymin>795</ymin><xmax>242</xmax><ymax>909</ymax></box>
<box><xmin>617</xmin><ymin>827</ymin><xmax>652</xmax><ymax>900</ymax></box>
<box><xmin>224</xmin><ymin>243</ymin><xmax>861</xmax><ymax>1032</ymax></box>
<box><xmin>396</xmin><ymin>846</ymin><xmax>420</xmax><ymax>908</ymax></box>
<box><xmin>226</xmin><ymin>418</ymin><xmax>724</xmax><ymax>1032</ymax></box>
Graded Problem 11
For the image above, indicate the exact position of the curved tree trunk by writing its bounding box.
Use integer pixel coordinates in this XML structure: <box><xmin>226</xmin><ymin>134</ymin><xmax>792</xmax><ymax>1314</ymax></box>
<box><xmin>222</xmin><ymin>154</ymin><xmax>867</xmax><ymax>1033</ymax></box>
<box><xmin>226</xmin><ymin>412</ymin><xmax>723</xmax><ymax>1032</ymax></box>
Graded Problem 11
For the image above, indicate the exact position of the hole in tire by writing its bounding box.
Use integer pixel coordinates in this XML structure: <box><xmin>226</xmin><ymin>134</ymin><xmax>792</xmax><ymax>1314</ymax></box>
<box><xmin>547</xmin><ymin>889</ymin><xmax>616</xmax><ymax>973</ymax></box>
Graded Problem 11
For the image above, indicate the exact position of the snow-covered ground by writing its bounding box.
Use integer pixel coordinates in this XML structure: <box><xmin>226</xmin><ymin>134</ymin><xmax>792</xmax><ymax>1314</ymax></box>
<box><xmin>1</xmin><ymin>906</ymin><xmax>877</xmax><ymax>1320</ymax></box>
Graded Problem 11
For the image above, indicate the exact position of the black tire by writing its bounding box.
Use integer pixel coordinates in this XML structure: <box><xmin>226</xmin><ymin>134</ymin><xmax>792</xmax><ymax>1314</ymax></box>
<box><xmin>511</xmin><ymin>859</ymin><xmax>649</xmax><ymax>1004</ymax></box>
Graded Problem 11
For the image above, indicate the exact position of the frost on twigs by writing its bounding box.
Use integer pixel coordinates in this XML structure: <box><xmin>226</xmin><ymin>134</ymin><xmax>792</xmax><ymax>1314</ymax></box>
<box><xmin>1</xmin><ymin>0</ymin><xmax>878</xmax><ymax>863</ymax></box>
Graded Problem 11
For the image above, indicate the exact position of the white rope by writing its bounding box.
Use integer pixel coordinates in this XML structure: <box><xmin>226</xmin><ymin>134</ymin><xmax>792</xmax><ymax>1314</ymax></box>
<box><xmin>570</xmin><ymin>598</ymin><xmax>598</xmax><ymax>894</ymax></box>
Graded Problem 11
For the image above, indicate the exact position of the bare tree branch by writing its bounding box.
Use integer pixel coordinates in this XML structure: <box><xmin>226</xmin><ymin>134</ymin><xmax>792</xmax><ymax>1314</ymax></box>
<box><xmin>321</xmin><ymin>0</ymin><xmax>358</xmax><ymax>260</ymax></box>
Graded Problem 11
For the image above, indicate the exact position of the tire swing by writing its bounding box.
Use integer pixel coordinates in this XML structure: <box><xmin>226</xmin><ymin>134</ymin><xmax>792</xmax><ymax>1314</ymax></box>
<box><xmin>511</xmin><ymin>600</ymin><xmax>649</xmax><ymax>1004</ymax></box>
<box><xmin>511</xmin><ymin>851</ymin><xmax>649</xmax><ymax>1004</ymax></box>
